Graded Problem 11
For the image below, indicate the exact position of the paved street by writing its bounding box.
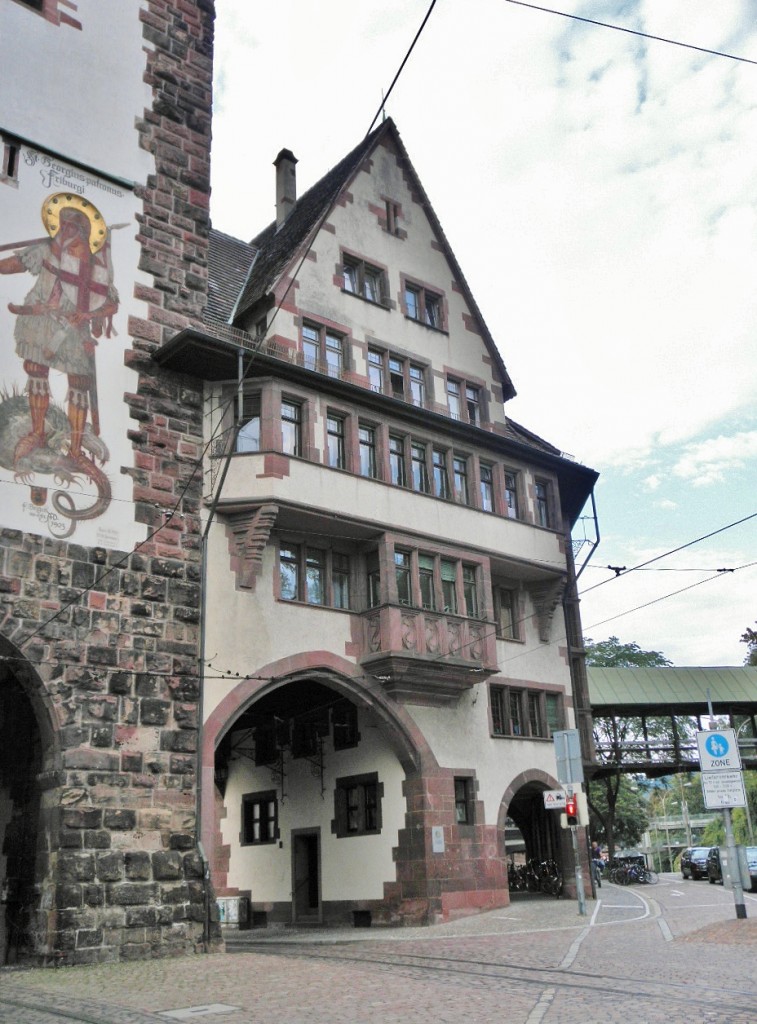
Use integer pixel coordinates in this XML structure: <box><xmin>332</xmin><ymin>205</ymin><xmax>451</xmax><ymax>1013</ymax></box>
<box><xmin>1</xmin><ymin>875</ymin><xmax>756</xmax><ymax>1024</ymax></box>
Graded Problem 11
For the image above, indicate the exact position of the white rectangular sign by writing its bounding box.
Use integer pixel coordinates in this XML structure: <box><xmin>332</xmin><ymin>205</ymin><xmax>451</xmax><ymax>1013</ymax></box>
<box><xmin>543</xmin><ymin>789</ymin><xmax>567</xmax><ymax>810</ymax></box>
<box><xmin>697</xmin><ymin>729</ymin><xmax>742</xmax><ymax>772</ymax></box>
<box><xmin>701</xmin><ymin>770</ymin><xmax>747</xmax><ymax>809</ymax></box>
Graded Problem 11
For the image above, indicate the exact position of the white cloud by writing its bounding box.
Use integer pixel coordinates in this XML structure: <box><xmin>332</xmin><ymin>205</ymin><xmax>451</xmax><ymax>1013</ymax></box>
<box><xmin>212</xmin><ymin>0</ymin><xmax>757</xmax><ymax>667</ymax></box>
<box><xmin>672</xmin><ymin>431</ymin><xmax>757</xmax><ymax>485</ymax></box>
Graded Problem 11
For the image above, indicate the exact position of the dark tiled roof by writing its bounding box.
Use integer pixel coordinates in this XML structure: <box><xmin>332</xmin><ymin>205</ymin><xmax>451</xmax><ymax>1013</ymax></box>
<box><xmin>204</xmin><ymin>228</ymin><xmax>258</xmax><ymax>324</ymax></box>
<box><xmin>233</xmin><ymin>123</ymin><xmax>386</xmax><ymax>322</ymax></box>
<box><xmin>503</xmin><ymin>417</ymin><xmax>562</xmax><ymax>456</ymax></box>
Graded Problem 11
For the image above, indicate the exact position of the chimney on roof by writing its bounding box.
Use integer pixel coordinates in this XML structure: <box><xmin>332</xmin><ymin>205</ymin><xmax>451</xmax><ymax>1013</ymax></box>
<box><xmin>274</xmin><ymin>148</ymin><xmax>298</xmax><ymax>229</ymax></box>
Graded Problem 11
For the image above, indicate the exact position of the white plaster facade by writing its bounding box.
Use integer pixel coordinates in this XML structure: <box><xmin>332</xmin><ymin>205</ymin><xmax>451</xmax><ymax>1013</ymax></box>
<box><xmin>161</xmin><ymin>119</ymin><xmax>598</xmax><ymax>927</ymax></box>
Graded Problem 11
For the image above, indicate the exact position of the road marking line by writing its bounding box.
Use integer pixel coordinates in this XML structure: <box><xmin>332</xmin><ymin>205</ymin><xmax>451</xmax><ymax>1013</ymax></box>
<box><xmin>525</xmin><ymin>987</ymin><xmax>555</xmax><ymax>1024</ymax></box>
<box><xmin>598</xmin><ymin>903</ymin><xmax>644</xmax><ymax>909</ymax></box>
<box><xmin>158</xmin><ymin>1006</ymin><xmax>240</xmax><ymax>1019</ymax></box>
<box><xmin>559</xmin><ymin>926</ymin><xmax>591</xmax><ymax>968</ymax></box>
<box><xmin>658</xmin><ymin>917</ymin><xmax>675</xmax><ymax>942</ymax></box>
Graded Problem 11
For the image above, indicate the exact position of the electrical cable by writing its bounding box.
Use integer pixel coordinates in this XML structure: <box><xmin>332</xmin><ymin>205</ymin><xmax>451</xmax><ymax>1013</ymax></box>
<box><xmin>504</xmin><ymin>0</ymin><xmax>757</xmax><ymax>67</ymax></box>
<box><xmin>5</xmin><ymin>1</ymin><xmax>441</xmax><ymax>659</ymax></box>
<box><xmin>366</xmin><ymin>0</ymin><xmax>438</xmax><ymax>135</ymax></box>
<box><xmin>579</xmin><ymin>511</ymin><xmax>757</xmax><ymax>597</ymax></box>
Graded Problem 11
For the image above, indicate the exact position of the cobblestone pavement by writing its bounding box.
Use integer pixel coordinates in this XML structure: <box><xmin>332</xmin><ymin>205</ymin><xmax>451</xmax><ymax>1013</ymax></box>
<box><xmin>1</xmin><ymin>876</ymin><xmax>756</xmax><ymax>1024</ymax></box>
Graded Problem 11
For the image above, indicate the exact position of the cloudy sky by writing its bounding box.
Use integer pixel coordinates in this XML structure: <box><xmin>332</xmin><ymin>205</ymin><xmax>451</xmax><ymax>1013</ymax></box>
<box><xmin>210</xmin><ymin>0</ymin><xmax>757</xmax><ymax>667</ymax></box>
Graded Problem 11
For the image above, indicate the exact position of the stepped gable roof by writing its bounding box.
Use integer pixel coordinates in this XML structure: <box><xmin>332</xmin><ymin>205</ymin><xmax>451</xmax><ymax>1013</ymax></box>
<box><xmin>205</xmin><ymin>228</ymin><xmax>258</xmax><ymax>325</ymax></box>
<box><xmin>232</xmin><ymin>118</ymin><xmax>516</xmax><ymax>402</ymax></box>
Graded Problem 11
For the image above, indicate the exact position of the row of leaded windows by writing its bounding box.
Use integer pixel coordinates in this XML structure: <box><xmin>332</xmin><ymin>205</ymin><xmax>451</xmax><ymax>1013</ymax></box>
<box><xmin>235</xmin><ymin>396</ymin><xmax>553</xmax><ymax>527</ymax></box>
<box><xmin>393</xmin><ymin>551</ymin><xmax>479</xmax><ymax>618</ymax></box>
<box><xmin>279</xmin><ymin>544</ymin><xmax>350</xmax><ymax>608</ymax></box>
<box><xmin>490</xmin><ymin>685</ymin><xmax>562</xmax><ymax>739</ymax></box>
<box><xmin>276</xmin><ymin>544</ymin><xmax>523</xmax><ymax>638</ymax></box>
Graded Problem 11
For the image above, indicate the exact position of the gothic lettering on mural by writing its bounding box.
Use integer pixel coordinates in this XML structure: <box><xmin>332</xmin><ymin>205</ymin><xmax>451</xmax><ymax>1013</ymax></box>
<box><xmin>0</xmin><ymin>192</ymin><xmax>118</xmax><ymax>536</ymax></box>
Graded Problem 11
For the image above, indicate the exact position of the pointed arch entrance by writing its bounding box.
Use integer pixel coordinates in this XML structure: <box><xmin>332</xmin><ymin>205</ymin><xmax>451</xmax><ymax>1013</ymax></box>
<box><xmin>201</xmin><ymin>651</ymin><xmax>439</xmax><ymax>926</ymax></box>
<box><xmin>0</xmin><ymin>638</ymin><xmax>57</xmax><ymax>964</ymax></box>
<box><xmin>499</xmin><ymin>768</ymin><xmax>575</xmax><ymax>896</ymax></box>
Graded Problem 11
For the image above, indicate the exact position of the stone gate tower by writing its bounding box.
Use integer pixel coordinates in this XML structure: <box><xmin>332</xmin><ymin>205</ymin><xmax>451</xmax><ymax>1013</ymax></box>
<box><xmin>0</xmin><ymin>0</ymin><xmax>215</xmax><ymax>964</ymax></box>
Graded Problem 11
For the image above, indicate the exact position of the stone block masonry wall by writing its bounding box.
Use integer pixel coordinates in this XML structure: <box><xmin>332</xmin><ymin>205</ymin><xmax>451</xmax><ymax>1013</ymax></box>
<box><xmin>0</xmin><ymin>0</ymin><xmax>217</xmax><ymax>964</ymax></box>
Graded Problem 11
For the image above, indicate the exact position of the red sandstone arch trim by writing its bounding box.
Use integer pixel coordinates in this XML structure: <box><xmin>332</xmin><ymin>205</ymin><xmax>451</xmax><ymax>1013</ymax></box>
<box><xmin>496</xmin><ymin>767</ymin><xmax>562</xmax><ymax>832</ymax></box>
<box><xmin>200</xmin><ymin>649</ymin><xmax>438</xmax><ymax>874</ymax></box>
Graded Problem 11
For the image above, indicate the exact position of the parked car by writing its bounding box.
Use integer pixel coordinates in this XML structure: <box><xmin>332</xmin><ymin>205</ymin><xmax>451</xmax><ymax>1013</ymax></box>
<box><xmin>707</xmin><ymin>846</ymin><xmax>757</xmax><ymax>891</ymax></box>
<box><xmin>747</xmin><ymin>847</ymin><xmax>757</xmax><ymax>892</ymax></box>
<box><xmin>706</xmin><ymin>846</ymin><xmax>721</xmax><ymax>884</ymax></box>
<box><xmin>681</xmin><ymin>846</ymin><xmax>710</xmax><ymax>879</ymax></box>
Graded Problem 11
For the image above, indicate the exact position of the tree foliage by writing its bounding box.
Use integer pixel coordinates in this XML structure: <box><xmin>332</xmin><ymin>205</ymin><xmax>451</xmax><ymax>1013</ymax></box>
<box><xmin>585</xmin><ymin>636</ymin><xmax>672</xmax><ymax>857</ymax></box>
<box><xmin>584</xmin><ymin>635</ymin><xmax>673</xmax><ymax>668</ymax></box>
<box><xmin>588</xmin><ymin>775</ymin><xmax>649</xmax><ymax>854</ymax></box>
<box><xmin>740</xmin><ymin>622</ymin><xmax>757</xmax><ymax>666</ymax></box>
<box><xmin>701</xmin><ymin>770</ymin><xmax>757</xmax><ymax>846</ymax></box>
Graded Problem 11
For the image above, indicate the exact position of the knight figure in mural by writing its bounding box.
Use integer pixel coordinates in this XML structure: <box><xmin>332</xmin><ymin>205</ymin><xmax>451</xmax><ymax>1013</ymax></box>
<box><xmin>0</xmin><ymin>193</ymin><xmax>117</xmax><ymax>533</ymax></box>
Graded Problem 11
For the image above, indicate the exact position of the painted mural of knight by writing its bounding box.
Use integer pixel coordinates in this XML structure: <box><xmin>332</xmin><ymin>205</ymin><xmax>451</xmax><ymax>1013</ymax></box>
<box><xmin>0</xmin><ymin>192</ymin><xmax>117</xmax><ymax>535</ymax></box>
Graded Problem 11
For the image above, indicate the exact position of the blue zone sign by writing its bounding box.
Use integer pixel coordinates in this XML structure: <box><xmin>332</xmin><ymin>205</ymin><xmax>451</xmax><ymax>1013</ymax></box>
<box><xmin>697</xmin><ymin>729</ymin><xmax>742</xmax><ymax>771</ymax></box>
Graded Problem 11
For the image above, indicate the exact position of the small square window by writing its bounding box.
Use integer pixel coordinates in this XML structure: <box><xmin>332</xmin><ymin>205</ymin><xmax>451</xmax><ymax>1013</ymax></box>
<box><xmin>343</xmin><ymin>255</ymin><xmax>387</xmax><ymax>305</ymax></box>
<box><xmin>281</xmin><ymin>400</ymin><xmax>302</xmax><ymax>457</ymax></box>
<box><xmin>326</xmin><ymin>414</ymin><xmax>346</xmax><ymax>469</ymax></box>
<box><xmin>389</xmin><ymin>434</ymin><xmax>407</xmax><ymax>487</ymax></box>
<box><xmin>404</xmin><ymin>281</ymin><xmax>444</xmax><ymax>330</ymax></box>
<box><xmin>242</xmin><ymin>791</ymin><xmax>279</xmax><ymax>845</ymax></box>
<box><xmin>334</xmin><ymin>773</ymin><xmax>382</xmax><ymax>837</ymax></box>
<box><xmin>480</xmin><ymin>463</ymin><xmax>494</xmax><ymax>512</ymax></box>
<box><xmin>359</xmin><ymin>424</ymin><xmax>378</xmax><ymax>479</ymax></box>
<box><xmin>535</xmin><ymin>480</ymin><xmax>552</xmax><ymax>528</ymax></box>
<box><xmin>236</xmin><ymin>393</ymin><xmax>260</xmax><ymax>453</ymax></box>
<box><xmin>302</xmin><ymin>323</ymin><xmax>345</xmax><ymax>378</ymax></box>
<box><xmin>505</xmin><ymin>471</ymin><xmax>520</xmax><ymax>519</ymax></box>
<box><xmin>454</xmin><ymin>777</ymin><xmax>474</xmax><ymax>824</ymax></box>
<box><xmin>495</xmin><ymin>586</ymin><xmax>520</xmax><ymax>640</ymax></box>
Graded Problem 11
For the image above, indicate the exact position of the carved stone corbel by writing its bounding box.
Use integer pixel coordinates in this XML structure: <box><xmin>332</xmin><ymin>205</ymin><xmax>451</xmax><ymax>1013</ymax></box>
<box><xmin>226</xmin><ymin>504</ymin><xmax>279</xmax><ymax>589</ymax></box>
<box><xmin>527</xmin><ymin>577</ymin><xmax>566</xmax><ymax>642</ymax></box>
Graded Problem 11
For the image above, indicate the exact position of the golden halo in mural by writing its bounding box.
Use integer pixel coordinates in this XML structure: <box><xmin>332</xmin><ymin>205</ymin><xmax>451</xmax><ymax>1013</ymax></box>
<box><xmin>40</xmin><ymin>193</ymin><xmax>108</xmax><ymax>255</ymax></box>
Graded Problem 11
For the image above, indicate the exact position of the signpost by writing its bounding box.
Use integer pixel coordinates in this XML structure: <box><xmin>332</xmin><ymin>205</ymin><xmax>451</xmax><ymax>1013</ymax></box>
<box><xmin>551</xmin><ymin>731</ymin><xmax>587</xmax><ymax>917</ymax></box>
<box><xmin>701</xmin><ymin>771</ymin><xmax>747</xmax><ymax>810</ymax></box>
<box><xmin>543</xmin><ymin>789</ymin><xmax>567</xmax><ymax>810</ymax></box>
<box><xmin>697</xmin><ymin>728</ymin><xmax>747</xmax><ymax>920</ymax></box>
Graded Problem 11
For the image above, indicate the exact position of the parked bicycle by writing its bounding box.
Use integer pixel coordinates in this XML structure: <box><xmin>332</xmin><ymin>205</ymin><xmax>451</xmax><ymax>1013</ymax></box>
<box><xmin>614</xmin><ymin>862</ymin><xmax>658</xmax><ymax>885</ymax></box>
<box><xmin>508</xmin><ymin>859</ymin><xmax>563</xmax><ymax>897</ymax></box>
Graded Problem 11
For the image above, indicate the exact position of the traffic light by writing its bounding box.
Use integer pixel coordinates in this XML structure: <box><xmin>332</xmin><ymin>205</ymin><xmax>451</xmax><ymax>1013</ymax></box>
<box><xmin>565</xmin><ymin>795</ymin><xmax>578</xmax><ymax>826</ymax></box>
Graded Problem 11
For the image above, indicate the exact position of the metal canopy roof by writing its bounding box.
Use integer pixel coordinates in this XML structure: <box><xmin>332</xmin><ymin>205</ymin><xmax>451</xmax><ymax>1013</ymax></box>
<box><xmin>588</xmin><ymin>666</ymin><xmax>757</xmax><ymax>710</ymax></box>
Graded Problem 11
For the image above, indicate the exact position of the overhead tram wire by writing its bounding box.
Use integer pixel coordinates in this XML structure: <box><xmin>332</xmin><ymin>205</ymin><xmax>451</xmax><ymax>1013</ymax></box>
<box><xmin>9</xmin><ymin>1</ymin><xmax>441</xmax><ymax>658</ymax></box>
<box><xmin>202</xmin><ymin>0</ymin><xmax>440</xmax><ymax>529</ymax></box>
<box><xmin>578</xmin><ymin>510</ymin><xmax>757</xmax><ymax>597</ymax></box>
<box><xmin>503</xmin><ymin>0</ymin><xmax>757</xmax><ymax>67</ymax></box>
<box><xmin>366</xmin><ymin>0</ymin><xmax>438</xmax><ymax>135</ymax></box>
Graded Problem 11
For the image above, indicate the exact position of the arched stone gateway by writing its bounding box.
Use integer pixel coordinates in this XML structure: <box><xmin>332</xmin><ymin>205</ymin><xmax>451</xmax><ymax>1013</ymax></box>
<box><xmin>202</xmin><ymin>652</ymin><xmax>507</xmax><ymax>927</ymax></box>
<box><xmin>498</xmin><ymin>768</ymin><xmax>580</xmax><ymax>898</ymax></box>
<box><xmin>0</xmin><ymin>638</ymin><xmax>58</xmax><ymax>964</ymax></box>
